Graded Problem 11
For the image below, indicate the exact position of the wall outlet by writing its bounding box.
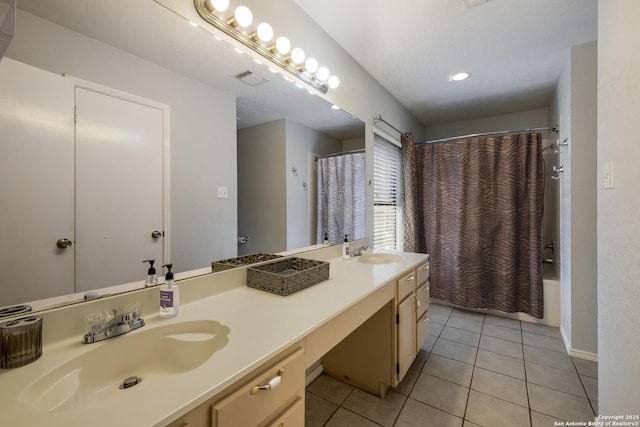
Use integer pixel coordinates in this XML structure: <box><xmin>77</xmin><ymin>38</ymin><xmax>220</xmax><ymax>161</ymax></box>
<box><xmin>603</xmin><ymin>161</ymin><xmax>615</xmax><ymax>189</ymax></box>
<box><xmin>217</xmin><ymin>186</ymin><xmax>228</xmax><ymax>199</ymax></box>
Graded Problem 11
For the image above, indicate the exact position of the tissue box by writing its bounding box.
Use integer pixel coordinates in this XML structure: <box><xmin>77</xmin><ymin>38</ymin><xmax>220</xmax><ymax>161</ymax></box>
<box><xmin>247</xmin><ymin>257</ymin><xmax>330</xmax><ymax>296</ymax></box>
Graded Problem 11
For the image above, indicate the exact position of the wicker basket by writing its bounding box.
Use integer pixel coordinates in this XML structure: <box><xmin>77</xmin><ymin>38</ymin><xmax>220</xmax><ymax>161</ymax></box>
<box><xmin>247</xmin><ymin>257</ymin><xmax>330</xmax><ymax>296</ymax></box>
<box><xmin>211</xmin><ymin>253</ymin><xmax>283</xmax><ymax>272</ymax></box>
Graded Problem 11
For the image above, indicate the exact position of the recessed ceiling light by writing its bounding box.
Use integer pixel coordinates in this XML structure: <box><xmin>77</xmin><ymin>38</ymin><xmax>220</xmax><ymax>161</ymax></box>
<box><xmin>449</xmin><ymin>72</ymin><xmax>470</xmax><ymax>82</ymax></box>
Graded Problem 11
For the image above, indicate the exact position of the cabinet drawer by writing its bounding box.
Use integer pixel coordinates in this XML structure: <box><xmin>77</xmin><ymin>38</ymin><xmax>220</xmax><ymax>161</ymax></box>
<box><xmin>416</xmin><ymin>281</ymin><xmax>430</xmax><ymax>318</ymax></box>
<box><xmin>416</xmin><ymin>262</ymin><xmax>429</xmax><ymax>285</ymax></box>
<box><xmin>416</xmin><ymin>312</ymin><xmax>429</xmax><ymax>352</ymax></box>
<box><xmin>266</xmin><ymin>396</ymin><xmax>304</xmax><ymax>427</ymax></box>
<box><xmin>213</xmin><ymin>347</ymin><xmax>304</xmax><ymax>427</ymax></box>
<box><xmin>397</xmin><ymin>271</ymin><xmax>416</xmax><ymax>302</ymax></box>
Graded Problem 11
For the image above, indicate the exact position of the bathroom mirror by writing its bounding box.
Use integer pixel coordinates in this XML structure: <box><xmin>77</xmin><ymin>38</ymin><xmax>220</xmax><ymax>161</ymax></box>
<box><xmin>0</xmin><ymin>0</ymin><xmax>365</xmax><ymax>313</ymax></box>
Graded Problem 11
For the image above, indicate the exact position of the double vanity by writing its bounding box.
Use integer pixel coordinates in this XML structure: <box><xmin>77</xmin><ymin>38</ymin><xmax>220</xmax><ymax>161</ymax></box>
<box><xmin>0</xmin><ymin>245</ymin><xmax>429</xmax><ymax>426</ymax></box>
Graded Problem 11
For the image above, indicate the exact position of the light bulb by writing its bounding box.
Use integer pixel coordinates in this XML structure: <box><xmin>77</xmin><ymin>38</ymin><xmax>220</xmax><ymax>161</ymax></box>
<box><xmin>449</xmin><ymin>72</ymin><xmax>470</xmax><ymax>81</ymax></box>
<box><xmin>305</xmin><ymin>57</ymin><xmax>318</xmax><ymax>73</ymax></box>
<box><xmin>208</xmin><ymin>0</ymin><xmax>229</xmax><ymax>12</ymax></box>
<box><xmin>275</xmin><ymin>36</ymin><xmax>291</xmax><ymax>55</ymax></box>
<box><xmin>316</xmin><ymin>66</ymin><xmax>330</xmax><ymax>82</ymax></box>
<box><xmin>234</xmin><ymin>6</ymin><xmax>253</xmax><ymax>28</ymax></box>
<box><xmin>328</xmin><ymin>75</ymin><xmax>340</xmax><ymax>89</ymax></box>
<box><xmin>290</xmin><ymin>48</ymin><xmax>305</xmax><ymax>65</ymax></box>
<box><xmin>256</xmin><ymin>22</ymin><xmax>273</xmax><ymax>42</ymax></box>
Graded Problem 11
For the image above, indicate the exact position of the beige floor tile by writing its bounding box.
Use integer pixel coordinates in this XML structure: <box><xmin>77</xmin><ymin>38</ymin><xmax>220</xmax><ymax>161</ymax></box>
<box><xmin>482</xmin><ymin>323</ymin><xmax>523</xmax><ymax>343</ymax></box>
<box><xmin>325</xmin><ymin>408</ymin><xmax>381</xmax><ymax>427</ymax></box>
<box><xmin>395</xmin><ymin>398</ymin><xmax>463</xmax><ymax>427</ymax></box>
<box><xmin>410</xmin><ymin>373</ymin><xmax>470</xmax><ymax>417</ymax></box>
<box><xmin>479</xmin><ymin>335</ymin><xmax>524</xmax><ymax>359</ymax></box>
<box><xmin>475</xmin><ymin>349</ymin><xmax>525</xmax><ymax>380</ymax></box>
<box><xmin>432</xmin><ymin>338</ymin><xmax>478</xmax><ymax>365</ymax></box>
<box><xmin>462</xmin><ymin>421</ymin><xmax>483</xmax><ymax>427</ymax></box>
<box><xmin>451</xmin><ymin>309</ymin><xmax>486</xmax><ymax>323</ymax></box>
<box><xmin>429</xmin><ymin>321</ymin><xmax>445</xmax><ymax>337</ymax></box>
<box><xmin>484</xmin><ymin>315</ymin><xmax>522</xmax><ymax>330</ymax></box>
<box><xmin>523</xmin><ymin>332</ymin><xmax>566</xmax><ymax>353</ymax></box>
<box><xmin>430</xmin><ymin>312</ymin><xmax>452</xmax><ymax>325</ymax></box>
<box><xmin>410</xmin><ymin>349</ymin><xmax>429</xmax><ymax>371</ymax></box>
<box><xmin>526</xmin><ymin>361</ymin><xmax>587</xmax><ymax>398</ymax></box>
<box><xmin>342</xmin><ymin>389</ymin><xmax>405</xmax><ymax>427</ymax></box>
<box><xmin>441</xmin><ymin>326</ymin><xmax>481</xmax><ymax>347</ymax></box>
<box><xmin>446</xmin><ymin>316</ymin><xmax>484</xmax><ymax>334</ymax></box>
<box><xmin>305</xmin><ymin>391</ymin><xmax>338</xmax><ymax>427</ymax></box>
<box><xmin>523</xmin><ymin>345</ymin><xmax>575</xmax><ymax>372</ymax></box>
<box><xmin>429</xmin><ymin>303</ymin><xmax>454</xmax><ymax>318</ymax></box>
<box><xmin>471</xmin><ymin>367</ymin><xmax>528</xmax><ymax>407</ymax></box>
<box><xmin>572</xmin><ymin>357</ymin><xmax>598</xmax><ymax>378</ymax></box>
<box><xmin>528</xmin><ymin>383</ymin><xmax>594</xmax><ymax>421</ymax></box>
<box><xmin>531</xmin><ymin>410</ymin><xmax>562</xmax><ymax>427</ymax></box>
<box><xmin>465</xmin><ymin>390</ymin><xmax>530</xmax><ymax>427</ymax></box>
<box><xmin>580</xmin><ymin>374</ymin><xmax>598</xmax><ymax>401</ymax></box>
<box><xmin>521</xmin><ymin>322</ymin><xmax>562</xmax><ymax>338</ymax></box>
<box><xmin>307</xmin><ymin>374</ymin><xmax>354</xmax><ymax>405</ymax></box>
<box><xmin>393</xmin><ymin>368</ymin><xmax>419</xmax><ymax>396</ymax></box>
<box><xmin>423</xmin><ymin>353</ymin><xmax>474</xmax><ymax>387</ymax></box>
<box><xmin>421</xmin><ymin>333</ymin><xmax>438</xmax><ymax>352</ymax></box>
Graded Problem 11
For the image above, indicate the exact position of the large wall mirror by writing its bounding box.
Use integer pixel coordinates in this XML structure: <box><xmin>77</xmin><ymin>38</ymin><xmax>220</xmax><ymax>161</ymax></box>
<box><xmin>0</xmin><ymin>0</ymin><xmax>365</xmax><ymax>314</ymax></box>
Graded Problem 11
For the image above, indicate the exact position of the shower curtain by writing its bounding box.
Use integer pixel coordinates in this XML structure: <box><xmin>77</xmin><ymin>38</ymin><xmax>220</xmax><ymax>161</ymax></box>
<box><xmin>403</xmin><ymin>133</ymin><xmax>544</xmax><ymax>318</ymax></box>
<box><xmin>316</xmin><ymin>151</ymin><xmax>366</xmax><ymax>245</ymax></box>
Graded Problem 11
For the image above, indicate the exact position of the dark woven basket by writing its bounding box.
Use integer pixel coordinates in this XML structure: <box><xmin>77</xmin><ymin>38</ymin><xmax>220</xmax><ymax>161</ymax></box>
<box><xmin>247</xmin><ymin>257</ymin><xmax>330</xmax><ymax>296</ymax></box>
<box><xmin>211</xmin><ymin>253</ymin><xmax>283</xmax><ymax>272</ymax></box>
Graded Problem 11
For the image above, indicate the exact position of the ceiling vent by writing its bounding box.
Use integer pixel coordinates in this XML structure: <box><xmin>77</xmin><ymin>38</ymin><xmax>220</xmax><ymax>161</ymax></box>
<box><xmin>235</xmin><ymin>70</ymin><xmax>268</xmax><ymax>87</ymax></box>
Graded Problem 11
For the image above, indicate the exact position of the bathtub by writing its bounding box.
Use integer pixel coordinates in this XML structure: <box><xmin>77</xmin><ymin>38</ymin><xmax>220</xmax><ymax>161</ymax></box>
<box><xmin>432</xmin><ymin>270</ymin><xmax>561</xmax><ymax>327</ymax></box>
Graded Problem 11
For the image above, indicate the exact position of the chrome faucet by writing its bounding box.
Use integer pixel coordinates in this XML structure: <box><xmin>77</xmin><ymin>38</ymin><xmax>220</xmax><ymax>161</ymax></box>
<box><xmin>82</xmin><ymin>308</ymin><xmax>145</xmax><ymax>344</ymax></box>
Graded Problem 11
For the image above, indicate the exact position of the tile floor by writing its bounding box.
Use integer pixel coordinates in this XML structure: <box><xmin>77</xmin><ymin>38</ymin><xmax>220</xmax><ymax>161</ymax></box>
<box><xmin>305</xmin><ymin>303</ymin><xmax>598</xmax><ymax>427</ymax></box>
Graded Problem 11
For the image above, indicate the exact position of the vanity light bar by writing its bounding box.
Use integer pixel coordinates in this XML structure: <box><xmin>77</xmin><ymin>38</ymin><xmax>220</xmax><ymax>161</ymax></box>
<box><xmin>194</xmin><ymin>0</ymin><xmax>339</xmax><ymax>93</ymax></box>
<box><xmin>194</xmin><ymin>0</ymin><xmax>334</xmax><ymax>94</ymax></box>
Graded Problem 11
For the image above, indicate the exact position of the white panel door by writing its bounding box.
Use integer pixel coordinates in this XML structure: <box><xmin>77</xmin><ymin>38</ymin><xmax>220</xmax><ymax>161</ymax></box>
<box><xmin>0</xmin><ymin>58</ymin><xmax>75</xmax><ymax>307</ymax></box>
<box><xmin>75</xmin><ymin>87</ymin><xmax>164</xmax><ymax>292</ymax></box>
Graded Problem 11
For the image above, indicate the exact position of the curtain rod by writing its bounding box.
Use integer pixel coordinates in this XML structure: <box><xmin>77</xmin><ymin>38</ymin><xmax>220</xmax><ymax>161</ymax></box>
<box><xmin>315</xmin><ymin>149</ymin><xmax>365</xmax><ymax>160</ymax></box>
<box><xmin>419</xmin><ymin>125</ymin><xmax>559</xmax><ymax>145</ymax></box>
<box><xmin>373</xmin><ymin>114</ymin><xmax>404</xmax><ymax>135</ymax></box>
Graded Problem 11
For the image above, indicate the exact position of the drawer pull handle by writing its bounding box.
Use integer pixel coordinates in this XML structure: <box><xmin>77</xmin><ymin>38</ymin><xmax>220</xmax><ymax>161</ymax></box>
<box><xmin>424</xmin><ymin>316</ymin><xmax>429</xmax><ymax>322</ymax></box>
<box><xmin>406</xmin><ymin>276</ymin><xmax>415</xmax><ymax>281</ymax></box>
<box><xmin>250</xmin><ymin>368</ymin><xmax>284</xmax><ymax>394</ymax></box>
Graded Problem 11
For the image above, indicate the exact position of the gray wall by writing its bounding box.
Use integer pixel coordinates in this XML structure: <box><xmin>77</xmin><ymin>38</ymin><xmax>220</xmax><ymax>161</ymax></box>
<box><xmin>5</xmin><ymin>8</ymin><xmax>238</xmax><ymax>273</ymax></box>
<box><xmin>598</xmin><ymin>1</ymin><xmax>640</xmax><ymax>413</ymax></box>
<box><xmin>551</xmin><ymin>41</ymin><xmax>598</xmax><ymax>357</ymax></box>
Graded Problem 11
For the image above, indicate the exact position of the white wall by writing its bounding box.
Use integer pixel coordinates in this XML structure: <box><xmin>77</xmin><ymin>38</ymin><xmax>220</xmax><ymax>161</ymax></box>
<box><xmin>597</xmin><ymin>1</ymin><xmax>640</xmax><ymax>413</ymax></box>
<box><xmin>551</xmin><ymin>41</ymin><xmax>598</xmax><ymax>358</ymax></box>
<box><xmin>5</xmin><ymin>8</ymin><xmax>238</xmax><ymax>273</ymax></box>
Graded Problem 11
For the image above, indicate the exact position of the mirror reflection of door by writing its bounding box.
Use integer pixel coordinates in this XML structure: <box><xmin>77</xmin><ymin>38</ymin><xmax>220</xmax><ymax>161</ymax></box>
<box><xmin>74</xmin><ymin>86</ymin><xmax>165</xmax><ymax>292</ymax></box>
<box><xmin>0</xmin><ymin>58</ymin><xmax>75</xmax><ymax>307</ymax></box>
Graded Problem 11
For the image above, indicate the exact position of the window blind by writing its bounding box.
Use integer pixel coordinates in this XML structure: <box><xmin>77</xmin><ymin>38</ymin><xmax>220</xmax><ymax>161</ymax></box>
<box><xmin>373</xmin><ymin>134</ymin><xmax>402</xmax><ymax>251</ymax></box>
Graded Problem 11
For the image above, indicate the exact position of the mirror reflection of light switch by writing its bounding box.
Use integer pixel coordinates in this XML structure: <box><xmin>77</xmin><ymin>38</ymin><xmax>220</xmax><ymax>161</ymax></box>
<box><xmin>604</xmin><ymin>161</ymin><xmax>615</xmax><ymax>189</ymax></box>
<box><xmin>217</xmin><ymin>186</ymin><xmax>228</xmax><ymax>198</ymax></box>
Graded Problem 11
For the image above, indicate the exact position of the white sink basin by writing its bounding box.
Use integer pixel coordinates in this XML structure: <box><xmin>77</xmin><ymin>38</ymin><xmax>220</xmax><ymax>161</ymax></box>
<box><xmin>19</xmin><ymin>320</ymin><xmax>229</xmax><ymax>414</ymax></box>
<box><xmin>357</xmin><ymin>253</ymin><xmax>402</xmax><ymax>264</ymax></box>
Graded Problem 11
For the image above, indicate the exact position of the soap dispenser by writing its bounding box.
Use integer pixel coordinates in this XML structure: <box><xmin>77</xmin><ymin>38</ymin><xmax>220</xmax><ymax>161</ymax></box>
<box><xmin>143</xmin><ymin>259</ymin><xmax>158</xmax><ymax>287</ymax></box>
<box><xmin>159</xmin><ymin>264</ymin><xmax>179</xmax><ymax>318</ymax></box>
<box><xmin>342</xmin><ymin>234</ymin><xmax>350</xmax><ymax>259</ymax></box>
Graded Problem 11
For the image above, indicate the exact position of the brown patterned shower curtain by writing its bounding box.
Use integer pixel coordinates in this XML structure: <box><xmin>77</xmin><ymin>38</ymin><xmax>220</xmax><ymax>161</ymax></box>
<box><xmin>402</xmin><ymin>132</ymin><xmax>544</xmax><ymax>318</ymax></box>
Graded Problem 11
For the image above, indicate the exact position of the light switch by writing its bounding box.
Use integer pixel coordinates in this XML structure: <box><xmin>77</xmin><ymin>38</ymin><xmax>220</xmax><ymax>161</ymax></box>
<box><xmin>217</xmin><ymin>186</ymin><xmax>228</xmax><ymax>199</ymax></box>
<box><xmin>603</xmin><ymin>161</ymin><xmax>615</xmax><ymax>189</ymax></box>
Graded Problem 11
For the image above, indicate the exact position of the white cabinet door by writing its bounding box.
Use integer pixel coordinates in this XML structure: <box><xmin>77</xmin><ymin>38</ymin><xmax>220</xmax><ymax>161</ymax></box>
<box><xmin>0</xmin><ymin>58</ymin><xmax>75</xmax><ymax>307</ymax></box>
<box><xmin>74</xmin><ymin>87</ymin><xmax>164</xmax><ymax>292</ymax></box>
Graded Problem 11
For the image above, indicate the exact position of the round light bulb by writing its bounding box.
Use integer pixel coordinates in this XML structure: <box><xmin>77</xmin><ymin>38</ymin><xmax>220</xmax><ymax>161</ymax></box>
<box><xmin>290</xmin><ymin>48</ymin><xmax>305</xmax><ymax>65</ymax></box>
<box><xmin>328</xmin><ymin>75</ymin><xmax>340</xmax><ymax>89</ymax></box>
<box><xmin>256</xmin><ymin>22</ymin><xmax>273</xmax><ymax>42</ymax></box>
<box><xmin>209</xmin><ymin>0</ymin><xmax>229</xmax><ymax>12</ymax></box>
<box><xmin>305</xmin><ymin>57</ymin><xmax>318</xmax><ymax>73</ymax></box>
<box><xmin>275</xmin><ymin>36</ymin><xmax>291</xmax><ymax>55</ymax></box>
<box><xmin>234</xmin><ymin>6</ymin><xmax>253</xmax><ymax>28</ymax></box>
<box><xmin>316</xmin><ymin>66</ymin><xmax>330</xmax><ymax>82</ymax></box>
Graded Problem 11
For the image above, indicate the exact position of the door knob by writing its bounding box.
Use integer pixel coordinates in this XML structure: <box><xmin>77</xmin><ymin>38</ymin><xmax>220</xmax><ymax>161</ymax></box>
<box><xmin>56</xmin><ymin>238</ymin><xmax>73</xmax><ymax>249</ymax></box>
<box><xmin>151</xmin><ymin>231</ymin><xmax>162</xmax><ymax>239</ymax></box>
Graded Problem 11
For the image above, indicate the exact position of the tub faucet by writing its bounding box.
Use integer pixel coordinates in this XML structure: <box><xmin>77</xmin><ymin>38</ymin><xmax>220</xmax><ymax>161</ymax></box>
<box><xmin>82</xmin><ymin>308</ymin><xmax>145</xmax><ymax>344</ymax></box>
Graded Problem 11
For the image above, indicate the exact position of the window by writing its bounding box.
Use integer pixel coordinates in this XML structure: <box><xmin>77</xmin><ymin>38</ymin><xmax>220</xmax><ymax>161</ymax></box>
<box><xmin>373</xmin><ymin>133</ymin><xmax>402</xmax><ymax>250</ymax></box>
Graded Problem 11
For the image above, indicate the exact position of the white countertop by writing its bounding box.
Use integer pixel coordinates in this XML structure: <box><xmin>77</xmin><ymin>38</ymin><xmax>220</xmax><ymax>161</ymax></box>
<box><xmin>0</xmin><ymin>250</ymin><xmax>428</xmax><ymax>426</ymax></box>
